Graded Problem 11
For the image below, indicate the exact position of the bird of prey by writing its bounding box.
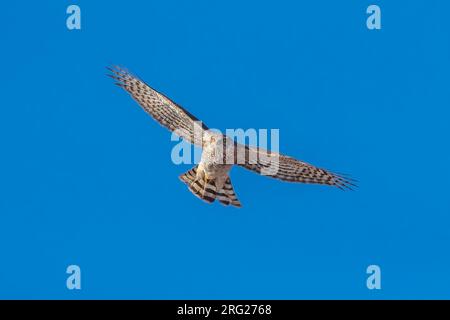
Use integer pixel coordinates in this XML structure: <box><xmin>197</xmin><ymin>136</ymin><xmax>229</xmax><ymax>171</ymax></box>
<box><xmin>108</xmin><ymin>66</ymin><xmax>356</xmax><ymax>208</ymax></box>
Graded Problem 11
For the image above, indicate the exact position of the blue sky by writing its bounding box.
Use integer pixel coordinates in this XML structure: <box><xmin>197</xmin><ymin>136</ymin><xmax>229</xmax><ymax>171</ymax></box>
<box><xmin>1</xmin><ymin>1</ymin><xmax>449</xmax><ymax>299</ymax></box>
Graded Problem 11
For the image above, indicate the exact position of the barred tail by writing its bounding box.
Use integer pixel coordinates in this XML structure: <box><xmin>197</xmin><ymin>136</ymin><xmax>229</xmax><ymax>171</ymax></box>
<box><xmin>179</xmin><ymin>166</ymin><xmax>217</xmax><ymax>204</ymax></box>
<box><xmin>217</xmin><ymin>177</ymin><xmax>242</xmax><ymax>208</ymax></box>
<box><xmin>179</xmin><ymin>167</ymin><xmax>242</xmax><ymax>208</ymax></box>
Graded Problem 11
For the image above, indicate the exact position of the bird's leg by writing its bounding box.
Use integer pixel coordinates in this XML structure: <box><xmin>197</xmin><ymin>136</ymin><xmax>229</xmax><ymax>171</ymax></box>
<box><xmin>189</xmin><ymin>176</ymin><xmax>199</xmax><ymax>189</ymax></box>
<box><xmin>202</xmin><ymin>172</ymin><xmax>210</xmax><ymax>194</ymax></box>
<box><xmin>187</xmin><ymin>170</ymin><xmax>198</xmax><ymax>188</ymax></box>
<box><xmin>188</xmin><ymin>169</ymin><xmax>207</xmax><ymax>193</ymax></box>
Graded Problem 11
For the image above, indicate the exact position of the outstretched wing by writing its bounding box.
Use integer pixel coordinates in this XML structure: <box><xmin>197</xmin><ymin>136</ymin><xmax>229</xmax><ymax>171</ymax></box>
<box><xmin>108</xmin><ymin>66</ymin><xmax>208</xmax><ymax>146</ymax></box>
<box><xmin>235</xmin><ymin>144</ymin><xmax>356</xmax><ymax>190</ymax></box>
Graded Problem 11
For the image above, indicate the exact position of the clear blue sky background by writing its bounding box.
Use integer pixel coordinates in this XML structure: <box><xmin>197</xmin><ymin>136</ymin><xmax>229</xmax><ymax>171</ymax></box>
<box><xmin>1</xmin><ymin>1</ymin><xmax>449</xmax><ymax>299</ymax></box>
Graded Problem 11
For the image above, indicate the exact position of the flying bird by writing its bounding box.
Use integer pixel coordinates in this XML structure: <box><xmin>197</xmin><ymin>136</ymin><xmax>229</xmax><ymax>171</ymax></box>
<box><xmin>108</xmin><ymin>66</ymin><xmax>356</xmax><ymax>208</ymax></box>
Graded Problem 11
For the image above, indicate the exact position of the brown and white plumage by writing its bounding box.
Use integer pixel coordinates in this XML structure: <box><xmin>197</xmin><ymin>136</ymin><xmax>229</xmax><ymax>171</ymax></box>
<box><xmin>108</xmin><ymin>66</ymin><xmax>356</xmax><ymax>207</ymax></box>
<box><xmin>108</xmin><ymin>66</ymin><xmax>208</xmax><ymax>146</ymax></box>
<box><xmin>235</xmin><ymin>144</ymin><xmax>355</xmax><ymax>190</ymax></box>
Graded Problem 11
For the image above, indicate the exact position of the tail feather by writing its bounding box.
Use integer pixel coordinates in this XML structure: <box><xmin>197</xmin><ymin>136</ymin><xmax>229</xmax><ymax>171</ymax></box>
<box><xmin>180</xmin><ymin>167</ymin><xmax>197</xmax><ymax>184</ymax></box>
<box><xmin>217</xmin><ymin>178</ymin><xmax>242</xmax><ymax>207</ymax></box>
<box><xmin>179</xmin><ymin>166</ymin><xmax>242</xmax><ymax>208</ymax></box>
<box><xmin>179</xmin><ymin>166</ymin><xmax>216</xmax><ymax>204</ymax></box>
